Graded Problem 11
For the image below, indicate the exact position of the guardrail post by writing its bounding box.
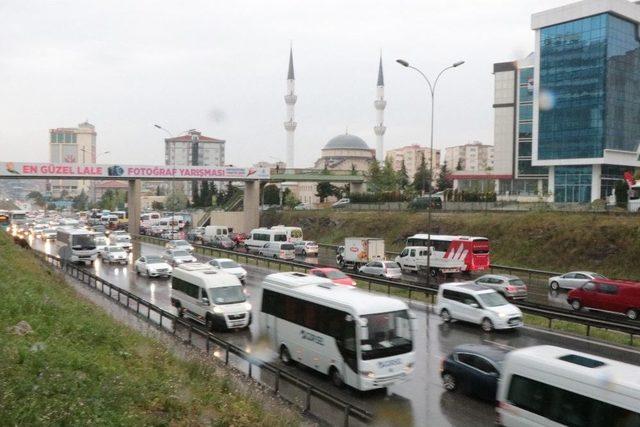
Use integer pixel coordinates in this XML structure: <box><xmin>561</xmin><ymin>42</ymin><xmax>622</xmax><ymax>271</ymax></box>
<box><xmin>136</xmin><ymin>300</ymin><xmax>140</xmax><ymax>314</ymax></box>
<box><xmin>586</xmin><ymin>324</ymin><xmax>591</xmax><ymax>337</ymax></box>
<box><xmin>305</xmin><ymin>386</ymin><xmax>312</xmax><ymax>412</ymax></box>
<box><xmin>274</xmin><ymin>370</ymin><xmax>280</xmax><ymax>394</ymax></box>
<box><xmin>248</xmin><ymin>361</ymin><xmax>252</xmax><ymax>378</ymax></box>
<box><xmin>147</xmin><ymin>305</ymin><xmax>151</xmax><ymax>319</ymax></box>
<box><xmin>630</xmin><ymin>334</ymin><xmax>634</xmax><ymax>346</ymax></box>
<box><xmin>343</xmin><ymin>405</ymin><xmax>351</xmax><ymax>427</ymax></box>
<box><xmin>206</xmin><ymin>336</ymin><xmax>210</xmax><ymax>353</ymax></box>
<box><xmin>160</xmin><ymin>312</ymin><xmax>163</xmax><ymax>328</ymax></box>
<box><xmin>548</xmin><ymin>317</ymin><xmax>552</xmax><ymax>329</ymax></box>
<box><xmin>225</xmin><ymin>344</ymin><xmax>230</xmax><ymax>365</ymax></box>
<box><xmin>188</xmin><ymin>324</ymin><xmax>192</xmax><ymax>344</ymax></box>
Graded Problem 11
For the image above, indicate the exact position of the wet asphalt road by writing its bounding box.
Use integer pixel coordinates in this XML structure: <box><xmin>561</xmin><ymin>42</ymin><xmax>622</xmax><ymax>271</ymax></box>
<box><xmin>30</xmin><ymin>237</ymin><xmax>640</xmax><ymax>427</ymax></box>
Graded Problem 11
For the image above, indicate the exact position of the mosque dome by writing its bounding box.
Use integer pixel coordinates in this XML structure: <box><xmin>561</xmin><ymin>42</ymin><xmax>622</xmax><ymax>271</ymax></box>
<box><xmin>323</xmin><ymin>133</ymin><xmax>370</xmax><ymax>150</ymax></box>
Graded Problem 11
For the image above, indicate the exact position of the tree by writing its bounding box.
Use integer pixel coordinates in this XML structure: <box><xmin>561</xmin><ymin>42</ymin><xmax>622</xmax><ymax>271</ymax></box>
<box><xmin>263</xmin><ymin>184</ymin><xmax>280</xmax><ymax>205</ymax></box>
<box><xmin>72</xmin><ymin>190</ymin><xmax>89</xmax><ymax>211</ymax></box>
<box><xmin>283</xmin><ymin>191</ymin><xmax>300</xmax><ymax>209</ymax></box>
<box><xmin>398</xmin><ymin>160</ymin><xmax>409</xmax><ymax>190</ymax></box>
<box><xmin>151</xmin><ymin>201</ymin><xmax>164</xmax><ymax>210</ymax></box>
<box><xmin>367</xmin><ymin>160</ymin><xmax>382</xmax><ymax>193</ymax></box>
<box><xmin>99</xmin><ymin>189</ymin><xmax>116</xmax><ymax>211</ymax></box>
<box><xmin>155</xmin><ymin>185</ymin><xmax>162</xmax><ymax>196</ymax></box>
<box><xmin>165</xmin><ymin>188</ymin><xmax>188</xmax><ymax>211</ymax></box>
<box><xmin>316</xmin><ymin>181</ymin><xmax>337</xmax><ymax>202</ymax></box>
<box><xmin>412</xmin><ymin>155</ymin><xmax>432</xmax><ymax>194</ymax></box>
<box><xmin>437</xmin><ymin>161</ymin><xmax>453</xmax><ymax>191</ymax></box>
<box><xmin>456</xmin><ymin>158</ymin><xmax>464</xmax><ymax>171</ymax></box>
<box><xmin>615</xmin><ymin>180</ymin><xmax>629</xmax><ymax>208</ymax></box>
<box><xmin>27</xmin><ymin>191</ymin><xmax>45</xmax><ymax>207</ymax></box>
<box><xmin>379</xmin><ymin>157</ymin><xmax>398</xmax><ymax>191</ymax></box>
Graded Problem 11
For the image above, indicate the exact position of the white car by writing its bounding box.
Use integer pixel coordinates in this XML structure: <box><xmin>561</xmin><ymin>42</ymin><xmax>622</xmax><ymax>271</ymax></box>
<box><xmin>134</xmin><ymin>255</ymin><xmax>172</xmax><ymax>278</ymax></box>
<box><xmin>161</xmin><ymin>249</ymin><xmax>197</xmax><ymax>266</ymax></box>
<box><xmin>102</xmin><ymin>246</ymin><xmax>129</xmax><ymax>265</ymax></box>
<box><xmin>293</xmin><ymin>202</ymin><xmax>313</xmax><ymax>211</ymax></box>
<box><xmin>358</xmin><ymin>260</ymin><xmax>402</xmax><ymax>280</ymax></box>
<box><xmin>41</xmin><ymin>228</ymin><xmax>58</xmax><ymax>240</ymax></box>
<box><xmin>165</xmin><ymin>239</ymin><xmax>194</xmax><ymax>253</ymax></box>
<box><xmin>548</xmin><ymin>271</ymin><xmax>606</xmax><ymax>290</ymax></box>
<box><xmin>109</xmin><ymin>235</ymin><xmax>132</xmax><ymax>252</ymax></box>
<box><xmin>332</xmin><ymin>198</ymin><xmax>350</xmax><ymax>208</ymax></box>
<box><xmin>293</xmin><ymin>240</ymin><xmax>319</xmax><ymax>256</ymax></box>
<box><xmin>436</xmin><ymin>282</ymin><xmax>523</xmax><ymax>332</ymax></box>
<box><xmin>208</xmin><ymin>258</ymin><xmax>247</xmax><ymax>284</ymax></box>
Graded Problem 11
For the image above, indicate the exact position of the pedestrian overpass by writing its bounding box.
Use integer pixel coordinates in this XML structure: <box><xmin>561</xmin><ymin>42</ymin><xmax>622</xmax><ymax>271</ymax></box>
<box><xmin>0</xmin><ymin>161</ymin><xmax>365</xmax><ymax>232</ymax></box>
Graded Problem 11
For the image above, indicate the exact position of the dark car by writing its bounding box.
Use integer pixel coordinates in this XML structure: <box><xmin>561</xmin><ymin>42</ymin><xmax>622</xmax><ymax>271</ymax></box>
<box><xmin>440</xmin><ymin>344</ymin><xmax>509</xmax><ymax>401</ymax></box>
<box><xmin>409</xmin><ymin>196</ymin><xmax>442</xmax><ymax>210</ymax></box>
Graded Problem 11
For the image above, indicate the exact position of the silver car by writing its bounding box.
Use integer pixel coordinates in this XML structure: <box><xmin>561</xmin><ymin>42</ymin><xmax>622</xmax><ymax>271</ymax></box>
<box><xmin>294</xmin><ymin>240</ymin><xmax>318</xmax><ymax>256</ymax></box>
<box><xmin>161</xmin><ymin>249</ymin><xmax>197</xmax><ymax>266</ymax></box>
<box><xmin>474</xmin><ymin>274</ymin><xmax>528</xmax><ymax>300</ymax></box>
<box><xmin>548</xmin><ymin>271</ymin><xmax>606</xmax><ymax>290</ymax></box>
<box><xmin>358</xmin><ymin>261</ymin><xmax>402</xmax><ymax>280</ymax></box>
<box><xmin>165</xmin><ymin>239</ymin><xmax>194</xmax><ymax>253</ymax></box>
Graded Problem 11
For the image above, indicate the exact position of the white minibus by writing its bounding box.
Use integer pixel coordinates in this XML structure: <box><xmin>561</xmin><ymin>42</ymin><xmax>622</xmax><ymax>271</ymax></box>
<box><xmin>260</xmin><ymin>272</ymin><xmax>416</xmax><ymax>390</ymax></box>
<box><xmin>170</xmin><ymin>263</ymin><xmax>251</xmax><ymax>331</ymax></box>
<box><xmin>140</xmin><ymin>212</ymin><xmax>161</xmax><ymax>228</ymax></box>
<box><xmin>270</xmin><ymin>225</ymin><xmax>303</xmax><ymax>243</ymax></box>
<box><xmin>497</xmin><ymin>345</ymin><xmax>640</xmax><ymax>426</ymax></box>
<box><xmin>245</xmin><ymin>227</ymin><xmax>288</xmax><ymax>252</ymax></box>
<box><xmin>56</xmin><ymin>228</ymin><xmax>98</xmax><ymax>265</ymax></box>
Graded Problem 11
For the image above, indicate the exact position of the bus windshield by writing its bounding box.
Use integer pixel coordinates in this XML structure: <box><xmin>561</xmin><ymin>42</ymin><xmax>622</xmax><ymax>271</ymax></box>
<box><xmin>360</xmin><ymin>310</ymin><xmax>413</xmax><ymax>360</ymax></box>
<box><xmin>71</xmin><ymin>234</ymin><xmax>96</xmax><ymax>250</ymax></box>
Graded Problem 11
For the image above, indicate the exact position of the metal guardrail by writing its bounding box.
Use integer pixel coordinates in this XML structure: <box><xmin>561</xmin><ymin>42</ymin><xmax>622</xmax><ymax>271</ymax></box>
<box><xmin>34</xmin><ymin>250</ymin><xmax>373</xmax><ymax>426</ymax></box>
<box><xmin>136</xmin><ymin>234</ymin><xmax>640</xmax><ymax>345</ymax></box>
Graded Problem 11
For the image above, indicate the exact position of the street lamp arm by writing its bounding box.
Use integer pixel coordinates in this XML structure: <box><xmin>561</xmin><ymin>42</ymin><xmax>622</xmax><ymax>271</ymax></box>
<box><xmin>407</xmin><ymin>65</ymin><xmax>434</xmax><ymax>95</ymax></box>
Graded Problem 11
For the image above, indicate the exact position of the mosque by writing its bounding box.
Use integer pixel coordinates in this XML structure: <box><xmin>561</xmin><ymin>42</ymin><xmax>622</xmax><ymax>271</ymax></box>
<box><xmin>283</xmin><ymin>47</ymin><xmax>386</xmax><ymax>172</ymax></box>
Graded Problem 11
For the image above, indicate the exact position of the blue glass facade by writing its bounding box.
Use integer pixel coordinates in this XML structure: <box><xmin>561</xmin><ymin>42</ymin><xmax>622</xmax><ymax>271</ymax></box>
<box><xmin>554</xmin><ymin>166</ymin><xmax>592</xmax><ymax>203</ymax></box>
<box><xmin>517</xmin><ymin>67</ymin><xmax>547</xmax><ymax>177</ymax></box>
<box><xmin>539</xmin><ymin>14</ymin><xmax>640</xmax><ymax>160</ymax></box>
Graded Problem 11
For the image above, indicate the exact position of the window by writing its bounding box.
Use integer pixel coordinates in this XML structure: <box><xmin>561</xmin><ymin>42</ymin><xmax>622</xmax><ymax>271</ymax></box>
<box><xmin>172</xmin><ymin>276</ymin><xmax>199</xmax><ymax>298</ymax></box>
<box><xmin>574</xmin><ymin>274</ymin><xmax>587</xmax><ymax>279</ymax></box>
<box><xmin>583</xmin><ymin>282</ymin><xmax>596</xmax><ymax>292</ymax></box>
<box><xmin>598</xmin><ymin>284</ymin><xmax>618</xmax><ymax>295</ymax></box>
<box><xmin>507</xmin><ymin>374</ymin><xmax>640</xmax><ymax>426</ymax></box>
<box><xmin>442</xmin><ymin>289</ymin><xmax>463</xmax><ymax>302</ymax></box>
<box><xmin>409</xmin><ymin>249</ymin><xmax>415</xmax><ymax>257</ymax></box>
<box><xmin>458</xmin><ymin>353</ymin><xmax>498</xmax><ymax>374</ymax></box>
<box><xmin>400</xmin><ymin>249</ymin><xmax>408</xmax><ymax>257</ymax></box>
<box><xmin>558</xmin><ymin>354</ymin><xmax>605</xmax><ymax>368</ymax></box>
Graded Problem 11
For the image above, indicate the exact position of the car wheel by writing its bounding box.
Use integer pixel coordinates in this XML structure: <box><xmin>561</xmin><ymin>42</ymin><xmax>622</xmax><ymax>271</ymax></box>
<box><xmin>627</xmin><ymin>309</ymin><xmax>638</xmax><ymax>320</ymax></box>
<box><xmin>280</xmin><ymin>345</ymin><xmax>293</xmax><ymax>365</ymax></box>
<box><xmin>329</xmin><ymin>366</ymin><xmax>344</xmax><ymax>388</ymax></box>
<box><xmin>570</xmin><ymin>300</ymin><xmax>582</xmax><ymax>311</ymax></box>
<box><xmin>442</xmin><ymin>373</ymin><xmax>457</xmax><ymax>392</ymax></box>
<box><xmin>440</xmin><ymin>309</ymin><xmax>452</xmax><ymax>323</ymax></box>
<box><xmin>481</xmin><ymin>318</ymin><xmax>494</xmax><ymax>333</ymax></box>
<box><xmin>550</xmin><ymin>281</ymin><xmax>560</xmax><ymax>291</ymax></box>
<box><xmin>145</xmin><ymin>268</ymin><xmax>150</xmax><ymax>277</ymax></box>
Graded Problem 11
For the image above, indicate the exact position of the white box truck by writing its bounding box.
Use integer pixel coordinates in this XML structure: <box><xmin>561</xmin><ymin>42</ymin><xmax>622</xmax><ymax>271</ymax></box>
<box><xmin>337</xmin><ymin>238</ymin><xmax>385</xmax><ymax>270</ymax></box>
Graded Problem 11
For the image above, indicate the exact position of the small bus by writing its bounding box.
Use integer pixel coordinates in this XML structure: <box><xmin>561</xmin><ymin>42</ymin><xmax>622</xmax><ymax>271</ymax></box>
<box><xmin>497</xmin><ymin>345</ymin><xmax>640</xmax><ymax>426</ymax></box>
<box><xmin>140</xmin><ymin>212</ymin><xmax>161</xmax><ymax>228</ymax></box>
<box><xmin>244</xmin><ymin>227</ymin><xmax>288</xmax><ymax>252</ymax></box>
<box><xmin>9</xmin><ymin>210</ymin><xmax>27</xmax><ymax>230</ymax></box>
<box><xmin>270</xmin><ymin>225</ymin><xmax>303</xmax><ymax>243</ymax></box>
<box><xmin>113</xmin><ymin>210</ymin><xmax>128</xmax><ymax>224</ymax></box>
<box><xmin>56</xmin><ymin>228</ymin><xmax>98</xmax><ymax>265</ymax></box>
<box><xmin>405</xmin><ymin>234</ymin><xmax>490</xmax><ymax>272</ymax></box>
<box><xmin>260</xmin><ymin>272</ymin><xmax>416</xmax><ymax>390</ymax></box>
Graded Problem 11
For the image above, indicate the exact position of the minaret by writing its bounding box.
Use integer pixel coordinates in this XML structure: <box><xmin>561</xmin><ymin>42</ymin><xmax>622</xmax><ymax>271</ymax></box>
<box><xmin>284</xmin><ymin>46</ymin><xmax>297</xmax><ymax>167</ymax></box>
<box><xmin>374</xmin><ymin>54</ymin><xmax>387</xmax><ymax>162</ymax></box>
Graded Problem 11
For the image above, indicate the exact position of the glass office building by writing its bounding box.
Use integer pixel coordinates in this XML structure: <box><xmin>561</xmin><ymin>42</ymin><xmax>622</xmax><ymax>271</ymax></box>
<box><xmin>533</xmin><ymin>1</ymin><xmax>640</xmax><ymax>203</ymax></box>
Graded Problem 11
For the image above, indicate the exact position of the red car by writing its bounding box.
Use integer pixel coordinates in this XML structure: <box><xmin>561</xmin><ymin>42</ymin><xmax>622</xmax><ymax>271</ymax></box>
<box><xmin>568</xmin><ymin>278</ymin><xmax>640</xmax><ymax>320</ymax></box>
<box><xmin>308</xmin><ymin>268</ymin><xmax>356</xmax><ymax>286</ymax></box>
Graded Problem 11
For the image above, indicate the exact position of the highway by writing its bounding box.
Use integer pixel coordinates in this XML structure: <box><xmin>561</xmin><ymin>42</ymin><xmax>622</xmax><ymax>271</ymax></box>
<box><xmin>30</xmin><ymin>236</ymin><xmax>640</xmax><ymax>427</ymax></box>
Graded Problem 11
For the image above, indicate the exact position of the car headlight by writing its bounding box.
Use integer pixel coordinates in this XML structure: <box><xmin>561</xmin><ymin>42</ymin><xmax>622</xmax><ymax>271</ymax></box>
<box><xmin>361</xmin><ymin>371</ymin><xmax>375</xmax><ymax>379</ymax></box>
<box><xmin>213</xmin><ymin>306</ymin><xmax>223</xmax><ymax>314</ymax></box>
<box><xmin>244</xmin><ymin>302</ymin><xmax>252</xmax><ymax>311</ymax></box>
<box><xmin>175</xmin><ymin>259</ymin><xmax>183</xmax><ymax>264</ymax></box>
<box><xmin>498</xmin><ymin>312</ymin><xmax>507</xmax><ymax>318</ymax></box>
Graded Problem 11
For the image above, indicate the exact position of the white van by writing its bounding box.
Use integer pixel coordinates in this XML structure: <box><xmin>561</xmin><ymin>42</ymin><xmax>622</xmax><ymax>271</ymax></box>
<box><xmin>203</xmin><ymin>225</ymin><xmax>229</xmax><ymax>243</ymax></box>
<box><xmin>170</xmin><ymin>263</ymin><xmax>251</xmax><ymax>331</ymax></box>
<box><xmin>270</xmin><ymin>225</ymin><xmax>303</xmax><ymax>243</ymax></box>
<box><xmin>497</xmin><ymin>345</ymin><xmax>640</xmax><ymax>426</ymax></box>
<box><xmin>436</xmin><ymin>282</ymin><xmax>522</xmax><ymax>332</ymax></box>
<box><xmin>244</xmin><ymin>227</ymin><xmax>288</xmax><ymax>252</ymax></box>
<box><xmin>140</xmin><ymin>212</ymin><xmax>161</xmax><ymax>228</ymax></box>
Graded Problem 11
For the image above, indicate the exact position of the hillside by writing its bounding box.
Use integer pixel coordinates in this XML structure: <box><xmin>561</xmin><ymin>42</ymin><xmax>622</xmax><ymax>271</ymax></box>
<box><xmin>263</xmin><ymin>210</ymin><xmax>640</xmax><ymax>279</ymax></box>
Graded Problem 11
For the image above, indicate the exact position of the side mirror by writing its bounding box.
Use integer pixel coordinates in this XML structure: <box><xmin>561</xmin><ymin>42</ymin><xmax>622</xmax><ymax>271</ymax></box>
<box><xmin>201</xmin><ymin>297</ymin><xmax>210</xmax><ymax>305</ymax></box>
<box><xmin>470</xmin><ymin>303</ymin><xmax>479</xmax><ymax>309</ymax></box>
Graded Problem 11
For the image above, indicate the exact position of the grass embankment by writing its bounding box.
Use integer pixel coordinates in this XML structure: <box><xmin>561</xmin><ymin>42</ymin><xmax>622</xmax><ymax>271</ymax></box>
<box><xmin>263</xmin><ymin>210</ymin><xmax>640</xmax><ymax>280</ymax></box>
<box><xmin>0</xmin><ymin>234</ymin><xmax>299</xmax><ymax>426</ymax></box>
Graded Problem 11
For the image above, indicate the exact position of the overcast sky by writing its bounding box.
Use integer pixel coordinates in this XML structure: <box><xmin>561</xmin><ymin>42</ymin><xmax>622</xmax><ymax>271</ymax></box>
<box><xmin>0</xmin><ymin>0</ymin><xmax>574</xmax><ymax>167</ymax></box>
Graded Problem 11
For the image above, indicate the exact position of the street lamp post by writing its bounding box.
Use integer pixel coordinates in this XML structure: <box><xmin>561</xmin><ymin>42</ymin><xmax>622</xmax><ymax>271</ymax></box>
<box><xmin>396</xmin><ymin>59</ymin><xmax>464</xmax><ymax>292</ymax></box>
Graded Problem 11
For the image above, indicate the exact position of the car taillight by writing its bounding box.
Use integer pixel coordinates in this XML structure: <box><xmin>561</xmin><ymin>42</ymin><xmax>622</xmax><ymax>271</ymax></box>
<box><xmin>440</xmin><ymin>357</ymin><xmax>444</xmax><ymax>372</ymax></box>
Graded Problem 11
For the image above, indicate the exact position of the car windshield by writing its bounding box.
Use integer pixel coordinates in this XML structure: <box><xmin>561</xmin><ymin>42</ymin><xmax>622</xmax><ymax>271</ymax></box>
<box><xmin>219</xmin><ymin>260</ymin><xmax>239</xmax><ymax>269</ymax></box>
<box><xmin>109</xmin><ymin>247</ymin><xmax>125</xmax><ymax>253</ymax></box>
<box><xmin>174</xmin><ymin>240</ymin><xmax>189</xmax><ymax>246</ymax></box>
<box><xmin>306</xmin><ymin>241</ymin><xmax>317</xmax><ymax>246</ymax></box>
<box><xmin>115</xmin><ymin>236</ymin><xmax>129</xmax><ymax>242</ymax></box>
<box><xmin>172</xmin><ymin>250</ymin><xmax>189</xmax><ymax>257</ymax></box>
<box><xmin>71</xmin><ymin>234</ymin><xmax>96</xmax><ymax>250</ymax></box>
<box><xmin>207</xmin><ymin>286</ymin><xmax>246</xmax><ymax>305</ymax></box>
<box><xmin>384</xmin><ymin>262</ymin><xmax>400</xmax><ymax>268</ymax></box>
<box><xmin>45</xmin><ymin>229</ymin><xmax>56</xmax><ymax>233</ymax></box>
<box><xmin>291</xmin><ymin>229</ymin><xmax>303</xmax><ymax>238</ymax></box>
<box><xmin>477</xmin><ymin>292</ymin><xmax>509</xmax><ymax>307</ymax></box>
<box><xmin>146</xmin><ymin>256</ymin><xmax>163</xmax><ymax>263</ymax></box>
<box><xmin>360</xmin><ymin>310</ymin><xmax>413</xmax><ymax>360</ymax></box>
<box><xmin>509</xmin><ymin>279</ymin><xmax>525</xmax><ymax>286</ymax></box>
<box><xmin>281</xmin><ymin>244</ymin><xmax>295</xmax><ymax>250</ymax></box>
<box><xmin>325</xmin><ymin>270</ymin><xmax>348</xmax><ymax>279</ymax></box>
